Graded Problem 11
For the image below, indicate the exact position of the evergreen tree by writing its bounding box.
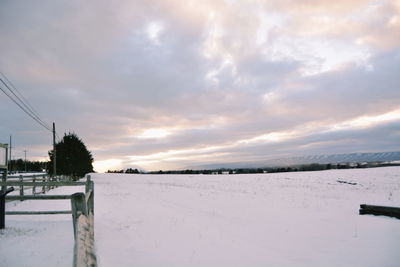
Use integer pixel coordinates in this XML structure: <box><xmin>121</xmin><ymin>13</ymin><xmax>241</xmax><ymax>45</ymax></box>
<box><xmin>48</xmin><ymin>133</ymin><xmax>94</xmax><ymax>179</ymax></box>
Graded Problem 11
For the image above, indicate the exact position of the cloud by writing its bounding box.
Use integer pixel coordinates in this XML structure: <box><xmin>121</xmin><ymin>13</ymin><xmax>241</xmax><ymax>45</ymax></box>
<box><xmin>0</xmin><ymin>0</ymin><xmax>399</xmax><ymax>171</ymax></box>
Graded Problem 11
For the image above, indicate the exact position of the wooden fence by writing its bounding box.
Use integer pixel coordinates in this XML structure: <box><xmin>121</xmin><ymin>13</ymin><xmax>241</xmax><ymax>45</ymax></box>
<box><xmin>1</xmin><ymin>174</ymin><xmax>96</xmax><ymax>267</ymax></box>
<box><xmin>71</xmin><ymin>179</ymin><xmax>96</xmax><ymax>267</ymax></box>
<box><xmin>3</xmin><ymin>174</ymin><xmax>72</xmax><ymax>198</ymax></box>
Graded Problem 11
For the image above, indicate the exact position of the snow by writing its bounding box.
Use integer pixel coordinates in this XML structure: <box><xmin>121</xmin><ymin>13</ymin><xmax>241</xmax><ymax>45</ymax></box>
<box><xmin>1</xmin><ymin>185</ymin><xmax>84</xmax><ymax>267</ymax></box>
<box><xmin>1</xmin><ymin>167</ymin><xmax>400</xmax><ymax>266</ymax></box>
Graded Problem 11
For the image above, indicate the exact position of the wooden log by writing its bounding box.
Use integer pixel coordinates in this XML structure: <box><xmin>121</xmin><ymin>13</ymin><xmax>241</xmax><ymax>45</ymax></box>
<box><xmin>6</xmin><ymin>210</ymin><xmax>72</xmax><ymax>215</ymax></box>
<box><xmin>6</xmin><ymin>195</ymin><xmax>72</xmax><ymax>200</ymax></box>
<box><xmin>359</xmin><ymin>204</ymin><xmax>400</xmax><ymax>219</ymax></box>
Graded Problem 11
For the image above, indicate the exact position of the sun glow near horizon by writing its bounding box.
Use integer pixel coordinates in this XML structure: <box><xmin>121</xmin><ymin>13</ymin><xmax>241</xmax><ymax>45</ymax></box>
<box><xmin>117</xmin><ymin>108</ymin><xmax>400</xmax><ymax>171</ymax></box>
<box><xmin>93</xmin><ymin>158</ymin><xmax>123</xmax><ymax>173</ymax></box>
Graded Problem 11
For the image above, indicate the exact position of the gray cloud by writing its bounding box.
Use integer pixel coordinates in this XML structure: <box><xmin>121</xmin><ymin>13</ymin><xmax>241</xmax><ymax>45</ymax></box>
<box><xmin>0</xmin><ymin>0</ymin><xmax>399</xmax><ymax>171</ymax></box>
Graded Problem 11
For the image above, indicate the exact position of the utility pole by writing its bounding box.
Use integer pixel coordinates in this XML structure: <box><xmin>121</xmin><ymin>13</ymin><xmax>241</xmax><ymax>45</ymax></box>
<box><xmin>1</xmin><ymin>143</ymin><xmax>8</xmax><ymax>192</ymax></box>
<box><xmin>23</xmin><ymin>150</ymin><xmax>27</xmax><ymax>173</ymax></box>
<box><xmin>9</xmin><ymin>135</ymin><xmax>11</xmax><ymax>173</ymax></box>
<box><xmin>53</xmin><ymin>122</ymin><xmax>56</xmax><ymax>177</ymax></box>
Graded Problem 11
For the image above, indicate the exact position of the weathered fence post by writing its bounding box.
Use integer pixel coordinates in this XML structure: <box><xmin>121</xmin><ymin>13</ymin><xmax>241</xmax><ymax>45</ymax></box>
<box><xmin>88</xmin><ymin>181</ymin><xmax>95</xmax><ymax>247</ymax></box>
<box><xmin>0</xmin><ymin>187</ymin><xmax>14</xmax><ymax>229</ymax></box>
<box><xmin>1</xmin><ymin>171</ymin><xmax>6</xmax><ymax>193</ymax></box>
<box><xmin>46</xmin><ymin>175</ymin><xmax>51</xmax><ymax>192</ymax></box>
<box><xmin>71</xmin><ymin>192</ymin><xmax>87</xmax><ymax>237</ymax></box>
<box><xmin>19</xmin><ymin>175</ymin><xmax>24</xmax><ymax>201</ymax></box>
<box><xmin>32</xmin><ymin>175</ymin><xmax>36</xmax><ymax>195</ymax></box>
<box><xmin>85</xmin><ymin>175</ymin><xmax>95</xmax><ymax>244</ymax></box>
<box><xmin>42</xmin><ymin>175</ymin><xmax>46</xmax><ymax>193</ymax></box>
<box><xmin>85</xmin><ymin>175</ymin><xmax>91</xmax><ymax>194</ymax></box>
<box><xmin>71</xmin><ymin>191</ymin><xmax>97</xmax><ymax>267</ymax></box>
<box><xmin>71</xmin><ymin>188</ymin><xmax>97</xmax><ymax>267</ymax></box>
<box><xmin>85</xmin><ymin>175</ymin><xmax>94</xmax><ymax>216</ymax></box>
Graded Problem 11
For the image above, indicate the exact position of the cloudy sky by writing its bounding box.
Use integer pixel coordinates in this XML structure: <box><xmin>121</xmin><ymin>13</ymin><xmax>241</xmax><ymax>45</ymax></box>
<box><xmin>0</xmin><ymin>0</ymin><xmax>399</xmax><ymax>172</ymax></box>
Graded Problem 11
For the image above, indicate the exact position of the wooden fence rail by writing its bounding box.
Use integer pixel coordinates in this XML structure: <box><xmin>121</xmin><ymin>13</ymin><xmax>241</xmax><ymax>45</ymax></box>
<box><xmin>1</xmin><ymin>174</ymin><xmax>73</xmax><ymax>197</ymax></box>
<box><xmin>2</xmin><ymin>181</ymin><xmax>86</xmax><ymax>187</ymax></box>
<box><xmin>6</xmin><ymin>210</ymin><xmax>72</xmax><ymax>215</ymax></box>
<box><xmin>6</xmin><ymin>195</ymin><xmax>72</xmax><ymax>201</ymax></box>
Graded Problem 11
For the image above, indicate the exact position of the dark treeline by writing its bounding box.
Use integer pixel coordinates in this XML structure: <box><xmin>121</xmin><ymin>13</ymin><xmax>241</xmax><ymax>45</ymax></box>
<box><xmin>107</xmin><ymin>168</ymin><xmax>140</xmax><ymax>174</ymax></box>
<box><xmin>8</xmin><ymin>159</ymin><xmax>47</xmax><ymax>173</ymax></box>
<box><xmin>108</xmin><ymin>161</ymin><xmax>400</xmax><ymax>175</ymax></box>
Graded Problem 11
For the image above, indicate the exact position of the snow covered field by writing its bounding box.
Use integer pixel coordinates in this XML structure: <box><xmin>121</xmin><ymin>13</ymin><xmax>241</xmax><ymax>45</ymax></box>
<box><xmin>1</xmin><ymin>167</ymin><xmax>400</xmax><ymax>266</ymax></box>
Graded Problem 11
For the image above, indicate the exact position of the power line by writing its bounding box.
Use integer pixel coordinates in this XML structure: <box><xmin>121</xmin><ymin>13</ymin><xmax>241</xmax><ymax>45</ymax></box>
<box><xmin>0</xmin><ymin>75</ymin><xmax>52</xmax><ymax>132</ymax></box>
<box><xmin>0</xmin><ymin>72</ymin><xmax>49</xmax><ymax>129</ymax></box>
<box><xmin>0</xmin><ymin>82</ymin><xmax>52</xmax><ymax>131</ymax></box>
<box><xmin>0</xmin><ymin>72</ymin><xmax>61</xmax><ymax>169</ymax></box>
<box><xmin>0</xmin><ymin>75</ymin><xmax>52</xmax><ymax>131</ymax></box>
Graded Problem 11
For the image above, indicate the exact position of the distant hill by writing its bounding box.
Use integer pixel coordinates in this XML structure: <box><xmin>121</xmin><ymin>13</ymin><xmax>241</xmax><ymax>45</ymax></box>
<box><xmin>192</xmin><ymin>151</ymin><xmax>400</xmax><ymax>170</ymax></box>
<box><xmin>261</xmin><ymin>151</ymin><xmax>400</xmax><ymax>166</ymax></box>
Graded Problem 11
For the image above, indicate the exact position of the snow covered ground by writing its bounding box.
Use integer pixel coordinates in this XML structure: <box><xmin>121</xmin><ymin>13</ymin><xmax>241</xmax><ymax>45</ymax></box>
<box><xmin>0</xmin><ymin>184</ymin><xmax>84</xmax><ymax>266</ymax></box>
<box><xmin>1</xmin><ymin>167</ymin><xmax>400</xmax><ymax>266</ymax></box>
